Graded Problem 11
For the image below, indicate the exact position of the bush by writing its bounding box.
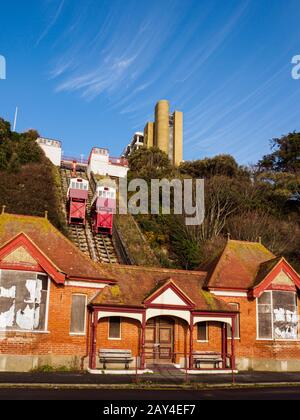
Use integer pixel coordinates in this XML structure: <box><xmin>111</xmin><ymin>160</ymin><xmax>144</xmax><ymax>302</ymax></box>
<box><xmin>0</xmin><ymin>117</ymin><xmax>67</xmax><ymax>232</ymax></box>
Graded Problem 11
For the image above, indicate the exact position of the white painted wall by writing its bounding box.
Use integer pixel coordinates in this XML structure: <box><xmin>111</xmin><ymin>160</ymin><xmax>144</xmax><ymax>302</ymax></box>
<box><xmin>146</xmin><ymin>308</ymin><xmax>190</xmax><ymax>324</ymax></box>
<box><xmin>98</xmin><ymin>311</ymin><xmax>142</xmax><ymax>323</ymax></box>
<box><xmin>107</xmin><ymin>164</ymin><xmax>129</xmax><ymax>178</ymax></box>
<box><xmin>87</xmin><ymin>153</ymin><xmax>129</xmax><ymax>179</ymax></box>
<box><xmin>152</xmin><ymin>288</ymin><xmax>187</xmax><ymax>306</ymax></box>
<box><xmin>193</xmin><ymin>316</ymin><xmax>232</xmax><ymax>326</ymax></box>
<box><xmin>37</xmin><ymin>138</ymin><xmax>62</xmax><ymax>166</ymax></box>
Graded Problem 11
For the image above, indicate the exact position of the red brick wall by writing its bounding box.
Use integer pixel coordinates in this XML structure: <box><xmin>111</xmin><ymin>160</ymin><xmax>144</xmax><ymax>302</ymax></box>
<box><xmin>220</xmin><ymin>296</ymin><xmax>300</xmax><ymax>362</ymax></box>
<box><xmin>2</xmin><ymin>276</ymin><xmax>300</xmax><ymax>368</ymax></box>
<box><xmin>0</xmin><ymin>280</ymin><xmax>96</xmax><ymax>361</ymax></box>
<box><xmin>97</xmin><ymin>317</ymin><xmax>141</xmax><ymax>356</ymax></box>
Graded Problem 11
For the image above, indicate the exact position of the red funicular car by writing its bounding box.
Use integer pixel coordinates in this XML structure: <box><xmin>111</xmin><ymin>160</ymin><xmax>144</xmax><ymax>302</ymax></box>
<box><xmin>67</xmin><ymin>178</ymin><xmax>89</xmax><ymax>226</ymax></box>
<box><xmin>90</xmin><ymin>185</ymin><xmax>116</xmax><ymax>235</ymax></box>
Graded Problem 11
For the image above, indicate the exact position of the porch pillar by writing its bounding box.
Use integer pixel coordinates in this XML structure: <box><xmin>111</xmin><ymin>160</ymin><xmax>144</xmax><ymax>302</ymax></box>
<box><xmin>88</xmin><ymin>309</ymin><xmax>94</xmax><ymax>370</ymax></box>
<box><xmin>231</xmin><ymin>316</ymin><xmax>236</xmax><ymax>370</ymax></box>
<box><xmin>222</xmin><ymin>323</ymin><xmax>228</xmax><ymax>369</ymax></box>
<box><xmin>189</xmin><ymin>313</ymin><xmax>194</xmax><ymax>369</ymax></box>
<box><xmin>90</xmin><ymin>309</ymin><xmax>98</xmax><ymax>370</ymax></box>
<box><xmin>141</xmin><ymin>312</ymin><xmax>146</xmax><ymax>370</ymax></box>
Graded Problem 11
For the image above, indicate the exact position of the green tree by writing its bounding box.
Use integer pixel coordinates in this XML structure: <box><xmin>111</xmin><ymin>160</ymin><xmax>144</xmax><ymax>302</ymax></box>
<box><xmin>128</xmin><ymin>147</ymin><xmax>174</xmax><ymax>181</ymax></box>
<box><xmin>258</xmin><ymin>132</ymin><xmax>300</xmax><ymax>173</ymax></box>
<box><xmin>179</xmin><ymin>154</ymin><xmax>249</xmax><ymax>179</ymax></box>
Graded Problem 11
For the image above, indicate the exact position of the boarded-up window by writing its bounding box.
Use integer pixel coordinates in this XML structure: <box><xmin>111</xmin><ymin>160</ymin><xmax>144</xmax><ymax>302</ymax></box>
<box><xmin>257</xmin><ymin>291</ymin><xmax>298</xmax><ymax>340</ymax></box>
<box><xmin>273</xmin><ymin>291</ymin><xmax>298</xmax><ymax>340</ymax></box>
<box><xmin>0</xmin><ymin>270</ymin><xmax>48</xmax><ymax>332</ymax></box>
<box><xmin>197</xmin><ymin>322</ymin><xmax>208</xmax><ymax>341</ymax></box>
<box><xmin>227</xmin><ymin>303</ymin><xmax>240</xmax><ymax>339</ymax></box>
<box><xmin>70</xmin><ymin>295</ymin><xmax>86</xmax><ymax>334</ymax></box>
<box><xmin>109</xmin><ymin>317</ymin><xmax>121</xmax><ymax>339</ymax></box>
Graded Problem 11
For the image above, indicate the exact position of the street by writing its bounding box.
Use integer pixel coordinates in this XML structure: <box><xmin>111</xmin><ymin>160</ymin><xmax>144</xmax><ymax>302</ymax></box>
<box><xmin>0</xmin><ymin>387</ymin><xmax>299</xmax><ymax>400</ymax></box>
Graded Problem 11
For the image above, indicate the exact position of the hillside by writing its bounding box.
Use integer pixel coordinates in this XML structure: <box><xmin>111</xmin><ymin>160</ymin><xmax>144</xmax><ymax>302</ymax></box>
<box><xmin>1</xmin><ymin>115</ymin><xmax>299</xmax><ymax>273</ymax></box>
<box><xmin>0</xmin><ymin>118</ymin><xmax>66</xmax><ymax>232</ymax></box>
<box><xmin>128</xmin><ymin>142</ymin><xmax>300</xmax><ymax>272</ymax></box>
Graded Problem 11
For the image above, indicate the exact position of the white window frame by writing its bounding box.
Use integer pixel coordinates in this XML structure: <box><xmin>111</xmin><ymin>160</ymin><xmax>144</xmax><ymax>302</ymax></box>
<box><xmin>44</xmin><ymin>276</ymin><xmax>51</xmax><ymax>333</ymax></box>
<box><xmin>69</xmin><ymin>294</ymin><xmax>87</xmax><ymax>336</ymax></box>
<box><xmin>256</xmin><ymin>290</ymin><xmax>299</xmax><ymax>341</ymax></box>
<box><xmin>108</xmin><ymin>316</ymin><xmax>122</xmax><ymax>341</ymax></box>
<box><xmin>196</xmin><ymin>322</ymin><xmax>208</xmax><ymax>343</ymax></box>
<box><xmin>0</xmin><ymin>270</ymin><xmax>51</xmax><ymax>334</ymax></box>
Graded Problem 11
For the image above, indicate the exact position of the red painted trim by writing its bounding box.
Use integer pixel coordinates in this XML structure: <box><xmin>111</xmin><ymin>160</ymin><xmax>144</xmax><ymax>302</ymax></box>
<box><xmin>231</xmin><ymin>316</ymin><xmax>236</xmax><ymax>370</ymax></box>
<box><xmin>252</xmin><ymin>259</ymin><xmax>300</xmax><ymax>298</ymax></box>
<box><xmin>91</xmin><ymin>311</ymin><xmax>98</xmax><ymax>370</ymax></box>
<box><xmin>189</xmin><ymin>313</ymin><xmax>194</xmax><ymax>369</ymax></box>
<box><xmin>144</xmin><ymin>281</ymin><xmax>196</xmax><ymax>308</ymax></box>
<box><xmin>192</xmin><ymin>311</ymin><xmax>238</xmax><ymax>317</ymax></box>
<box><xmin>0</xmin><ymin>233</ymin><xmax>65</xmax><ymax>284</ymax></box>
<box><xmin>267</xmin><ymin>284</ymin><xmax>296</xmax><ymax>292</ymax></box>
<box><xmin>141</xmin><ymin>312</ymin><xmax>146</xmax><ymax>370</ymax></box>
<box><xmin>89</xmin><ymin>305</ymin><xmax>145</xmax><ymax>314</ymax></box>
<box><xmin>145</xmin><ymin>303</ymin><xmax>194</xmax><ymax>311</ymax></box>
<box><xmin>222</xmin><ymin>324</ymin><xmax>228</xmax><ymax>369</ymax></box>
<box><xmin>0</xmin><ymin>263</ymin><xmax>44</xmax><ymax>273</ymax></box>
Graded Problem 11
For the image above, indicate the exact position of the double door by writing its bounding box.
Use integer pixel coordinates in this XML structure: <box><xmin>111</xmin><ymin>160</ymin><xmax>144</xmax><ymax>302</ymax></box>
<box><xmin>145</xmin><ymin>317</ymin><xmax>174</xmax><ymax>364</ymax></box>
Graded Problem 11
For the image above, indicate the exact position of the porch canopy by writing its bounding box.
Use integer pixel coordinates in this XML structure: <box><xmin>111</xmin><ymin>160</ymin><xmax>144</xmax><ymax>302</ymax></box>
<box><xmin>88</xmin><ymin>265</ymin><xmax>238</xmax><ymax>370</ymax></box>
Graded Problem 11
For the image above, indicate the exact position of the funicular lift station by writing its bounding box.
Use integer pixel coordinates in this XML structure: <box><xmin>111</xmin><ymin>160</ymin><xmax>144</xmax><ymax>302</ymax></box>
<box><xmin>60</xmin><ymin>161</ymin><xmax>118</xmax><ymax>264</ymax></box>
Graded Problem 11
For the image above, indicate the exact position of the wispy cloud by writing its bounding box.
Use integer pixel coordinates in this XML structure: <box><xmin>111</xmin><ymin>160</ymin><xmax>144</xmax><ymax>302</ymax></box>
<box><xmin>36</xmin><ymin>0</ymin><xmax>65</xmax><ymax>46</ymax></box>
<box><xmin>41</xmin><ymin>0</ymin><xmax>300</xmax><ymax>162</ymax></box>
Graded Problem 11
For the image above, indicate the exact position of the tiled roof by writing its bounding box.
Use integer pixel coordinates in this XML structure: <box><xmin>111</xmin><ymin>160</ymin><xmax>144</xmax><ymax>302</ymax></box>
<box><xmin>206</xmin><ymin>240</ymin><xmax>275</xmax><ymax>290</ymax></box>
<box><xmin>0</xmin><ymin>213</ymin><xmax>113</xmax><ymax>281</ymax></box>
<box><xmin>90</xmin><ymin>265</ymin><xmax>234</xmax><ymax>312</ymax></box>
<box><xmin>253</xmin><ymin>257</ymin><xmax>282</xmax><ymax>288</ymax></box>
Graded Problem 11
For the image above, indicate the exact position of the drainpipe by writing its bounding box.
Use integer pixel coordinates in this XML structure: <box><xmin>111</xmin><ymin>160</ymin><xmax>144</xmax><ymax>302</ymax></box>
<box><xmin>141</xmin><ymin>312</ymin><xmax>146</xmax><ymax>370</ymax></box>
<box><xmin>189</xmin><ymin>313</ymin><xmax>194</xmax><ymax>369</ymax></box>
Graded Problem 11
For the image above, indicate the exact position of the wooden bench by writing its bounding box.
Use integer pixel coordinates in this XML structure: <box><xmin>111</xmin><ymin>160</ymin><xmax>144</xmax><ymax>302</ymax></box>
<box><xmin>99</xmin><ymin>349</ymin><xmax>133</xmax><ymax>370</ymax></box>
<box><xmin>193</xmin><ymin>352</ymin><xmax>223</xmax><ymax>369</ymax></box>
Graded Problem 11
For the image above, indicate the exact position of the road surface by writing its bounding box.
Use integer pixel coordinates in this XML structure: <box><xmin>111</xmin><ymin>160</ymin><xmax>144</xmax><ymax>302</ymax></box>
<box><xmin>0</xmin><ymin>387</ymin><xmax>299</xmax><ymax>400</ymax></box>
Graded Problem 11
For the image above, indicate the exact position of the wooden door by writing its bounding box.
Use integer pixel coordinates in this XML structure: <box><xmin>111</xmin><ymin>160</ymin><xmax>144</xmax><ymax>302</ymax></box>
<box><xmin>145</xmin><ymin>317</ymin><xmax>174</xmax><ymax>364</ymax></box>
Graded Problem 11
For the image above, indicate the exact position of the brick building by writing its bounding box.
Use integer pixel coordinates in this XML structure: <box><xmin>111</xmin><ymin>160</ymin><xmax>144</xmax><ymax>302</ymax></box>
<box><xmin>0</xmin><ymin>212</ymin><xmax>299</xmax><ymax>372</ymax></box>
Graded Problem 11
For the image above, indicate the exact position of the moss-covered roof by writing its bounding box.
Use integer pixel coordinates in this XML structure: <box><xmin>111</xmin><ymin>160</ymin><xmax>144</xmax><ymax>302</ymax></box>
<box><xmin>206</xmin><ymin>240</ymin><xmax>276</xmax><ymax>290</ymax></box>
<box><xmin>0</xmin><ymin>213</ymin><xmax>113</xmax><ymax>281</ymax></box>
<box><xmin>90</xmin><ymin>265</ymin><xmax>233</xmax><ymax>312</ymax></box>
<box><xmin>253</xmin><ymin>257</ymin><xmax>282</xmax><ymax>288</ymax></box>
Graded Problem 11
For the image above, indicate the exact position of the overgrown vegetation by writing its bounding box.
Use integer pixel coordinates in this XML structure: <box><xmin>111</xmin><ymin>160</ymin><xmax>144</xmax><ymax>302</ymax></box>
<box><xmin>30</xmin><ymin>364</ymin><xmax>80</xmax><ymax>373</ymax></box>
<box><xmin>1</xmin><ymin>115</ymin><xmax>299</xmax><ymax>272</ymax></box>
<box><xmin>0</xmin><ymin>118</ymin><xmax>66</xmax><ymax>232</ymax></box>
<box><xmin>129</xmin><ymin>135</ymin><xmax>300</xmax><ymax>271</ymax></box>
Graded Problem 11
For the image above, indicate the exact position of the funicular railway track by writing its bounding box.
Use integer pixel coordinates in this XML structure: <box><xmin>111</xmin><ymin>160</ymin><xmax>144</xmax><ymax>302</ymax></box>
<box><xmin>59</xmin><ymin>167</ymin><xmax>118</xmax><ymax>264</ymax></box>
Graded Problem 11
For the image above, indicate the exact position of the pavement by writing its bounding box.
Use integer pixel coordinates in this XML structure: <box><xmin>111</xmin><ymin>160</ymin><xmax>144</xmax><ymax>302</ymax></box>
<box><xmin>1</xmin><ymin>387</ymin><xmax>300</xmax><ymax>400</ymax></box>
<box><xmin>2</xmin><ymin>370</ymin><xmax>300</xmax><ymax>388</ymax></box>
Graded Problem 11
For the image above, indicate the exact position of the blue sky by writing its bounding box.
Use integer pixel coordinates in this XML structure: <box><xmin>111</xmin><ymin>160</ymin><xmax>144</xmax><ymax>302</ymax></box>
<box><xmin>0</xmin><ymin>0</ymin><xmax>300</xmax><ymax>164</ymax></box>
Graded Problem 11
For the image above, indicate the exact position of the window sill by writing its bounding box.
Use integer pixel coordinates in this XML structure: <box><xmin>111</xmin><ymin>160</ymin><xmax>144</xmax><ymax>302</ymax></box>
<box><xmin>70</xmin><ymin>333</ymin><xmax>86</xmax><ymax>337</ymax></box>
<box><xmin>108</xmin><ymin>337</ymin><xmax>122</xmax><ymax>341</ymax></box>
<box><xmin>256</xmin><ymin>339</ymin><xmax>300</xmax><ymax>342</ymax></box>
<box><xmin>196</xmin><ymin>340</ymin><xmax>209</xmax><ymax>343</ymax></box>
